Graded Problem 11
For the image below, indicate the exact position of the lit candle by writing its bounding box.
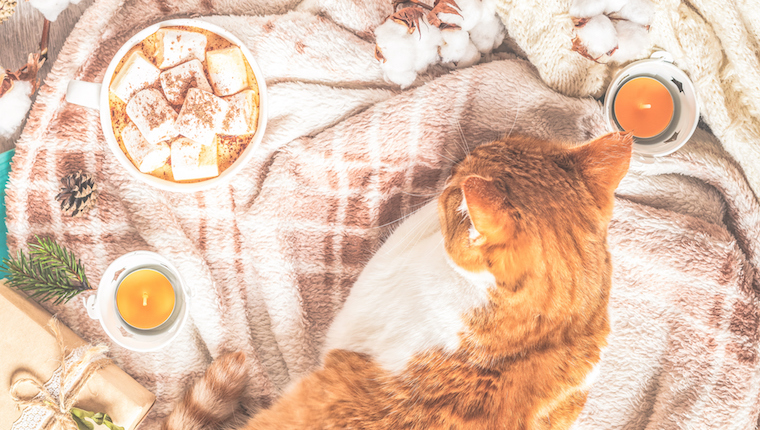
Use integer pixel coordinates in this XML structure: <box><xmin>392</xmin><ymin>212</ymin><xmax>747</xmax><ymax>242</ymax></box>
<box><xmin>116</xmin><ymin>269</ymin><xmax>175</xmax><ymax>330</ymax></box>
<box><xmin>613</xmin><ymin>77</ymin><xmax>674</xmax><ymax>139</ymax></box>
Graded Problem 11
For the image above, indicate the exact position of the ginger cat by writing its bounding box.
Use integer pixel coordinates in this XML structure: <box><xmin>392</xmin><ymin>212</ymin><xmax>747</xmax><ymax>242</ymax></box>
<box><xmin>165</xmin><ymin>132</ymin><xmax>633</xmax><ymax>430</ymax></box>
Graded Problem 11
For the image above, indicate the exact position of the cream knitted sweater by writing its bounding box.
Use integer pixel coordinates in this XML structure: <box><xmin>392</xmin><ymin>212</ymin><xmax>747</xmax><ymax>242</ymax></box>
<box><xmin>495</xmin><ymin>0</ymin><xmax>760</xmax><ymax>198</ymax></box>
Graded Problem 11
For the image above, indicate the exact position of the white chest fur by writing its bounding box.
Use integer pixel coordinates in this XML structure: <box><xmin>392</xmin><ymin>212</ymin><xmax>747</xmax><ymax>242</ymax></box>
<box><xmin>323</xmin><ymin>200</ymin><xmax>495</xmax><ymax>373</ymax></box>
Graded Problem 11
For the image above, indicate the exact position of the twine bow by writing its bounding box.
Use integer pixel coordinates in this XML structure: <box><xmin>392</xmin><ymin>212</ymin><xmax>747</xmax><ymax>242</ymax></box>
<box><xmin>9</xmin><ymin>319</ymin><xmax>110</xmax><ymax>430</ymax></box>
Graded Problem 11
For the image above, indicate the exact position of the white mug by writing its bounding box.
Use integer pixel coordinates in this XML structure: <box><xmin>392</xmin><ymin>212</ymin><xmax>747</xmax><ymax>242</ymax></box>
<box><xmin>84</xmin><ymin>251</ymin><xmax>191</xmax><ymax>352</ymax></box>
<box><xmin>66</xmin><ymin>19</ymin><xmax>268</xmax><ymax>192</ymax></box>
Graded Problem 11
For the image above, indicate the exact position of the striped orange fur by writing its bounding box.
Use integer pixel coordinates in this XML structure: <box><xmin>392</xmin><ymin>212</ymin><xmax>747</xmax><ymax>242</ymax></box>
<box><xmin>163</xmin><ymin>352</ymin><xmax>248</xmax><ymax>430</ymax></box>
<box><xmin>165</xmin><ymin>132</ymin><xmax>633</xmax><ymax>430</ymax></box>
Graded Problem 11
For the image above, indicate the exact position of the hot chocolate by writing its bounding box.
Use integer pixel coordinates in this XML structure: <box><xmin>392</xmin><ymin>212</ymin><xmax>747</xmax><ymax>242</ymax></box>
<box><xmin>109</xmin><ymin>25</ymin><xmax>260</xmax><ymax>183</ymax></box>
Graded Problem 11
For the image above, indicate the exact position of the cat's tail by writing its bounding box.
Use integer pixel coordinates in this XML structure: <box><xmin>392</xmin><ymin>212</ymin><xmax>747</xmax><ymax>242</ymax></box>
<box><xmin>163</xmin><ymin>352</ymin><xmax>249</xmax><ymax>430</ymax></box>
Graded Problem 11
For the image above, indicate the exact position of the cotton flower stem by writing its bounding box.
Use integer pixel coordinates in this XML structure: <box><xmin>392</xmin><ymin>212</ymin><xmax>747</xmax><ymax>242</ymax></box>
<box><xmin>4</xmin><ymin>19</ymin><xmax>50</xmax><ymax>94</ymax></box>
<box><xmin>40</xmin><ymin>19</ymin><xmax>50</xmax><ymax>60</ymax></box>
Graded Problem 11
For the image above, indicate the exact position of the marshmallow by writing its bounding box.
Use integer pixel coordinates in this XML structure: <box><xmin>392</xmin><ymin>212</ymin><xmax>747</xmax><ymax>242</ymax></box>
<box><xmin>155</xmin><ymin>29</ymin><xmax>208</xmax><ymax>69</ymax></box>
<box><xmin>170</xmin><ymin>137</ymin><xmax>219</xmax><ymax>181</ymax></box>
<box><xmin>121</xmin><ymin>122</ymin><xmax>170</xmax><ymax>173</ymax></box>
<box><xmin>205</xmin><ymin>47</ymin><xmax>249</xmax><ymax>96</ymax></box>
<box><xmin>126</xmin><ymin>88</ymin><xmax>179</xmax><ymax>145</ymax></box>
<box><xmin>175</xmin><ymin>88</ymin><xmax>229</xmax><ymax>145</ymax></box>
<box><xmin>109</xmin><ymin>51</ymin><xmax>160</xmax><ymax>103</ymax></box>
<box><xmin>160</xmin><ymin>59</ymin><xmax>213</xmax><ymax>105</ymax></box>
<box><xmin>221</xmin><ymin>89</ymin><xmax>259</xmax><ymax>135</ymax></box>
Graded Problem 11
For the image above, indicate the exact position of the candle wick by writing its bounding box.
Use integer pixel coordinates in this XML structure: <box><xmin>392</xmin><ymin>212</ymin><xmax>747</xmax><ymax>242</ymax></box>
<box><xmin>142</xmin><ymin>292</ymin><xmax>148</xmax><ymax>307</ymax></box>
<box><xmin>641</xmin><ymin>103</ymin><xmax>652</xmax><ymax>109</ymax></box>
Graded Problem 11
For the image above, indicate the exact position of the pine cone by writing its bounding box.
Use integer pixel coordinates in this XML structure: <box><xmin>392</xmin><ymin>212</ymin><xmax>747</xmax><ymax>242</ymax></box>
<box><xmin>0</xmin><ymin>0</ymin><xmax>18</xmax><ymax>24</ymax></box>
<box><xmin>55</xmin><ymin>171</ymin><xmax>97</xmax><ymax>217</ymax></box>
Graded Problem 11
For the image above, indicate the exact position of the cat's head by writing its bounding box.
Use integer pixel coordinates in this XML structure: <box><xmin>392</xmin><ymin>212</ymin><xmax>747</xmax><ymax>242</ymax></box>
<box><xmin>438</xmin><ymin>132</ymin><xmax>633</xmax><ymax>287</ymax></box>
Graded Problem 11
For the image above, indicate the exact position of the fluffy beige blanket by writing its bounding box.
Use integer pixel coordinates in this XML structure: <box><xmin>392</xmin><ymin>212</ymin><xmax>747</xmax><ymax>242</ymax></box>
<box><xmin>495</xmin><ymin>0</ymin><xmax>760</xmax><ymax>202</ymax></box>
<box><xmin>6</xmin><ymin>0</ymin><xmax>760</xmax><ymax>428</ymax></box>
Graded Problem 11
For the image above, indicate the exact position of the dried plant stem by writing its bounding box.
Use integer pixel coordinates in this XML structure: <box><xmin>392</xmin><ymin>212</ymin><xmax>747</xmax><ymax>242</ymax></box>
<box><xmin>40</xmin><ymin>19</ymin><xmax>50</xmax><ymax>60</ymax></box>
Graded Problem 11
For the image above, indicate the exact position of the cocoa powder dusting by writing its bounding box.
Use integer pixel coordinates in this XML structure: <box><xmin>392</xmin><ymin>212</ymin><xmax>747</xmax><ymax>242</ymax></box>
<box><xmin>187</xmin><ymin>91</ymin><xmax>219</xmax><ymax>129</ymax></box>
<box><xmin>109</xmin><ymin>25</ymin><xmax>260</xmax><ymax>182</ymax></box>
<box><xmin>222</xmin><ymin>105</ymin><xmax>243</xmax><ymax>130</ymax></box>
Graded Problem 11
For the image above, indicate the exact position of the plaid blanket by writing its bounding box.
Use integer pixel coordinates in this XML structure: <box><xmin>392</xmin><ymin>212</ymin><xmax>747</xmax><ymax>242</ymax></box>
<box><xmin>6</xmin><ymin>0</ymin><xmax>760</xmax><ymax>428</ymax></box>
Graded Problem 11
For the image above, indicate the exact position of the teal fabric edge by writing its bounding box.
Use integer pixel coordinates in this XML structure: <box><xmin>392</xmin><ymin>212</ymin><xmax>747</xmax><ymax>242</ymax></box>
<box><xmin>0</xmin><ymin>149</ymin><xmax>15</xmax><ymax>262</ymax></box>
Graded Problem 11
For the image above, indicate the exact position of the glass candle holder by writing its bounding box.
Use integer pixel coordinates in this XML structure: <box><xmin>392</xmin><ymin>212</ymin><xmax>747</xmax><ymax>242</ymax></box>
<box><xmin>604</xmin><ymin>52</ymin><xmax>699</xmax><ymax>161</ymax></box>
<box><xmin>84</xmin><ymin>251</ymin><xmax>191</xmax><ymax>352</ymax></box>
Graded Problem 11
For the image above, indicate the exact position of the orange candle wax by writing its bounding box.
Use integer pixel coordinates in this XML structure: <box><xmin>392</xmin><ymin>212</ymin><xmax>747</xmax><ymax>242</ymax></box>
<box><xmin>613</xmin><ymin>77</ymin><xmax>674</xmax><ymax>138</ymax></box>
<box><xmin>116</xmin><ymin>269</ymin><xmax>175</xmax><ymax>330</ymax></box>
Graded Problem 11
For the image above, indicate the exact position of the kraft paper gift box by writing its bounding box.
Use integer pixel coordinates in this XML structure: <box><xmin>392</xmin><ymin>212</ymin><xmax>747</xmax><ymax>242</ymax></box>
<box><xmin>0</xmin><ymin>281</ymin><xmax>155</xmax><ymax>430</ymax></box>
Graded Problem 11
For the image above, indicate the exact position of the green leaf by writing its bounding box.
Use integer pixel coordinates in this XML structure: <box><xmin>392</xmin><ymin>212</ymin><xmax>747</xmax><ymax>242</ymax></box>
<box><xmin>70</xmin><ymin>407</ymin><xmax>125</xmax><ymax>430</ymax></box>
<box><xmin>0</xmin><ymin>236</ymin><xmax>91</xmax><ymax>304</ymax></box>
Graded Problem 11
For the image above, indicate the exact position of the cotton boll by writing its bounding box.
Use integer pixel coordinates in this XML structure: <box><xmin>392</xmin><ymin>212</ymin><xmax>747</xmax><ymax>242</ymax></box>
<box><xmin>413</xmin><ymin>20</ymin><xmax>443</xmax><ymax>72</ymax></box>
<box><xmin>433</xmin><ymin>0</ymin><xmax>483</xmax><ymax>32</ymax></box>
<box><xmin>453</xmin><ymin>40</ymin><xmax>481</xmax><ymax>68</ymax></box>
<box><xmin>609</xmin><ymin>20</ymin><xmax>651</xmax><ymax>63</ymax></box>
<box><xmin>374</xmin><ymin>16</ymin><xmax>442</xmax><ymax>88</ymax></box>
<box><xmin>375</xmin><ymin>13</ymin><xmax>411</xmax><ymax>40</ymax></box>
<box><xmin>432</xmin><ymin>10</ymin><xmax>462</xmax><ymax>30</ymax></box>
<box><xmin>383</xmin><ymin>68</ymin><xmax>418</xmax><ymax>88</ymax></box>
<box><xmin>374</xmin><ymin>19</ymin><xmax>417</xmax><ymax>69</ymax></box>
<box><xmin>616</xmin><ymin>0</ymin><xmax>655</xmax><ymax>26</ymax></box>
<box><xmin>603</xmin><ymin>0</ymin><xmax>628</xmax><ymax>14</ymax></box>
<box><xmin>469</xmin><ymin>12</ymin><xmax>506</xmax><ymax>53</ymax></box>
<box><xmin>375</xmin><ymin>20</ymin><xmax>419</xmax><ymax>87</ymax></box>
<box><xmin>439</xmin><ymin>30</ymin><xmax>486</xmax><ymax>68</ymax></box>
<box><xmin>440</xmin><ymin>29</ymin><xmax>472</xmax><ymax>63</ymax></box>
<box><xmin>458</xmin><ymin>0</ymin><xmax>485</xmax><ymax>32</ymax></box>
<box><xmin>0</xmin><ymin>80</ymin><xmax>33</xmax><ymax>138</ymax></box>
<box><xmin>569</xmin><ymin>0</ymin><xmax>607</xmax><ymax>18</ymax></box>
<box><xmin>480</xmin><ymin>0</ymin><xmax>498</xmax><ymax>17</ymax></box>
<box><xmin>575</xmin><ymin>14</ymin><xmax>617</xmax><ymax>58</ymax></box>
<box><xmin>29</xmin><ymin>0</ymin><xmax>82</xmax><ymax>21</ymax></box>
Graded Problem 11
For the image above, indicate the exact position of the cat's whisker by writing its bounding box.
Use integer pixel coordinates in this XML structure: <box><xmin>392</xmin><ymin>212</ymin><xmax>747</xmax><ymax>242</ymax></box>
<box><xmin>446</xmin><ymin>118</ymin><xmax>469</xmax><ymax>159</ymax></box>
<box><xmin>383</xmin><ymin>205</ymin><xmax>437</xmax><ymax>255</ymax></box>
<box><xmin>369</xmin><ymin>197</ymin><xmax>437</xmax><ymax>231</ymax></box>
<box><xmin>370</xmin><ymin>212</ymin><xmax>416</xmax><ymax>231</ymax></box>
<box><xmin>423</xmin><ymin>234</ymin><xmax>447</xmax><ymax>261</ymax></box>
<box><xmin>442</xmin><ymin>145</ymin><xmax>459</xmax><ymax>163</ymax></box>
<box><xmin>386</xmin><ymin>225</ymin><xmax>423</xmax><ymax>256</ymax></box>
<box><xmin>401</xmin><ymin>225</ymin><xmax>429</xmax><ymax>255</ymax></box>
<box><xmin>506</xmin><ymin>91</ymin><xmax>522</xmax><ymax>139</ymax></box>
<box><xmin>433</xmin><ymin>151</ymin><xmax>458</xmax><ymax>165</ymax></box>
<box><xmin>455</xmin><ymin>120</ymin><xmax>471</xmax><ymax>156</ymax></box>
<box><xmin>401</xmin><ymin>190</ymin><xmax>441</xmax><ymax>197</ymax></box>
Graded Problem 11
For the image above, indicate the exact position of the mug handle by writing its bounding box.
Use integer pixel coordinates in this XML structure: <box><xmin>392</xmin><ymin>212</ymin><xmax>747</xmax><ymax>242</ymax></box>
<box><xmin>66</xmin><ymin>80</ymin><xmax>102</xmax><ymax>110</ymax></box>
<box><xmin>83</xmin><ymin>294</ymin><xmax>100</xmax><ymax>320</ymax></box>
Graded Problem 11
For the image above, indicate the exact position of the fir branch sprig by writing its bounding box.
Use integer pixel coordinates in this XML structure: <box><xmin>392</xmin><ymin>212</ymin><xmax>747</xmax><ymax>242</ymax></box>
<box><xmin>1</xmin><ymin>236</ymin><xmax>92</xmax><ymax>305</ymax></box>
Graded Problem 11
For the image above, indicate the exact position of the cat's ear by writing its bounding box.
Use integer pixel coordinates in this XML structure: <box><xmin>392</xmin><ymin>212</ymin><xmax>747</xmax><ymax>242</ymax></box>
<box><xmin>570</xmin><ymin>132</ymin><xmax>633</xmax><ymax>210</ymax></box>
<box><xmin>461</xmin><ymin>175</ymin><xmax>513</xmax><ymax>244</ymax></box>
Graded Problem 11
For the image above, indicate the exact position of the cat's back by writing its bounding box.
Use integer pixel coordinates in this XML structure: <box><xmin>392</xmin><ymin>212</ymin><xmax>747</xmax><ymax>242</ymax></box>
<box><xmin>165</xmin><ymin>133</ymin><xmax>633</xmax><ymax>430</ymax></box>
<box><xmin>323</xmin><ymin>199</ymin><xmax>494</xmax><ymax>373</ymax></box>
